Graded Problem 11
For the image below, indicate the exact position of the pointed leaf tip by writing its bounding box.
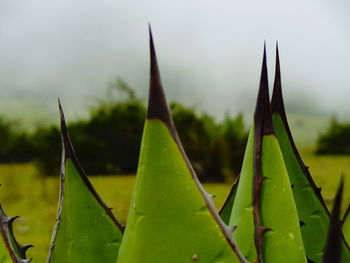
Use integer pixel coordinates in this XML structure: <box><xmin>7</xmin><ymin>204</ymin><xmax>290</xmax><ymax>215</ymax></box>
<box><xmin>56</xmin><ymin>101</ymin><xmax>124</xmax><ymax>231</ymax></box>
<box><xmin>254</xmin><ymin>44</ymin><xmax>274</xmax><ymax>135</ymax></box>
<box><xmin>322</xmin><ymin>178</ymin><xmax>344</xmax><ymax>263</ymax></box>
<box><xmin>58</xmin><ymin>98</ymin><xmax>64</xmax><ymax>120</ymax></box>
<box><xmin>58</xmin><ymin>100</ymin><xmax>75</xmax><ymax>162</ymax></box>
<box><xmin>271</xmin><ymin>44</ymin><xmax>283</xmax><ymax>114</ymax></box>
<box><xmin>147</xmin><ymin>29</ymin><xmax>177</xmax><ymax>136</ymax></box>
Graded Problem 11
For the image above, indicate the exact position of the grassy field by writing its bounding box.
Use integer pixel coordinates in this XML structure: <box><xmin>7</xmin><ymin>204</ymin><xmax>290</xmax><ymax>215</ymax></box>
<box><xmin>0</xmin><ymin>152</ymin><xmax>349</xmax><ymax>262</ymax></box>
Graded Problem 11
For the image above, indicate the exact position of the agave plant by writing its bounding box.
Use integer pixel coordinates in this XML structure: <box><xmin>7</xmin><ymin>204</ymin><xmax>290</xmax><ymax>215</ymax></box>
<box><xmin>0</xmin><ymin>27</ymin><xmax>349</xmax><ymax>263</ymax></box>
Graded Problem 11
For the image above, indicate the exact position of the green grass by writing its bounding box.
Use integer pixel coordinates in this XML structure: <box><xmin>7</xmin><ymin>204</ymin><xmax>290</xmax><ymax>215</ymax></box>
<box><xmin>0</xmin><ymin>156</ymin><xmax>349</xmax><ymax>262</ymax></box>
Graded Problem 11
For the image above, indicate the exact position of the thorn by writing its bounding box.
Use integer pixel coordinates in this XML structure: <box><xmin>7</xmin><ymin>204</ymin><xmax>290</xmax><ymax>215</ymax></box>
<box><xmin>147</xmin><ymin>26</ymin><xmax>174</xmax><ymax>130</ymax></box>
<box><xmin>254</xmin><ymin>44</ymin><xmax>274</xmax><ymax>135</ymax></box>
<box><xmin>58</xmin><ymin>98</ymin><xmax>65</xmax><ymax>124</ymax></box>
<box><xmin>259</xmin><ymin>226</ymin><xmax>271</xmax><ymax>235</ymax></box>
<box><xmin>20</xmin><ymin>244</ymin><xmax>34</xmax><ymax>253</ymax></box>
<box><xmin>8</xmin><ymin>216</ymin><xmax>19</xmax><ymax>225</ymax></box>
<box><xmin>227</xmin><ymin>225</ymin><xmax>237</xmax><ymax>233</ymax></box>
<box><xmin>206</xmin><ymin>193</ymin><xmax>216</xmax><ymax>200</ymax></box>
<box><xmin>271</xmin><ymin>43</ymin><xmax>283</xmax><ymax>114</ymax></box>
<box><xmin>259</xmin><ymin>176</ymin><xmax>266</xmax><ymax>184</ymax></box>
<box><xmin>58</xmin><ymin>100</ymin><xmax>73</xmax><ymax>160</ymax></box>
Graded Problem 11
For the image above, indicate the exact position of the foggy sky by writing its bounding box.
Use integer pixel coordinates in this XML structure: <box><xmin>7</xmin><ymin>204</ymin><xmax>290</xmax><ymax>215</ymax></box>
<box><xmin>1</xmin><ymin>0</ymin><xmax>350</xmax><ymax>124</ymax></box>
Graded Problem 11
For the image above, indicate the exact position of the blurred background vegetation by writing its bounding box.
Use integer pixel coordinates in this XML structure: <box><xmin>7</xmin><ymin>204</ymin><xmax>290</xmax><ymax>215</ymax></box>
<box><xmin>0</xmin><ymin>78</ymin><xmax>349</xmax><ymax>261</ymax></box>
<box><xmin>0</xmin><ymin>78</ymin><xmax>348</xmax><ymax>182</ymax></box>
<box><xmin>0</xmin><ymin>78</ymin><xmax>248</xmax><ymax>182</ymax></box>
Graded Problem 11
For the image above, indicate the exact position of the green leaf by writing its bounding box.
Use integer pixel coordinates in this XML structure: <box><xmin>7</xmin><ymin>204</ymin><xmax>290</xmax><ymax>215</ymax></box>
<box><xmin>219</xmin><ymin>175</ymin><xmax>239</xmax><ymax>225</ymax></box>
<box><xmin>46</xmin><ymin>102</ymin><xmax>124</xmax><ymax>263</ymax></box>
<box><xmin>270</xmin><ymin>45</ymin><xmax>350</xmax><ymax>262</ymax></box>
<box><xmin>229</xmin><ymin>47</ymin><xmax>307</xmax><ymax>263</ymax></box>
<box><xmin>116</xmin><ymin>27</ymin><xmax>246</xmax><ymax>263</ymax></box>
<box><xmin>322</xmin><ymin>179</ymin><xmax>344</xmax><ymax>263</ymax></box>
<box><xmin>0</xmin><ymin>204</ymin><xmax>32</xmax><ymax>263</ymax></box>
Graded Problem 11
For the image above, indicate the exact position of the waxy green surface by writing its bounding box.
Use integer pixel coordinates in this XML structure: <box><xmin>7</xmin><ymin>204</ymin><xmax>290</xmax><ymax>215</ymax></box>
<box><xmin>230</xmin><ymin>125</ymin><xmax>307</xmax><ymax>262</ymax></box>
<box><xmin>117</xmin><ymin>119</ymin><xmax>244</xmax><ymax>263</ymax></box>
<box><xmin>272</xmin><ymin>113</ymin><xmax>330</xmax><ymax>262</ymax></box>
<box><xmin>229</xmin><ymin>128</ymin><xmax>256</xmax><ymax>261</ymax></box>
<box><xmin>47</xmin><ymin>159</ymin><xmax>123</xmax><ymax>263</ymax></box>
<box><xmin>260</xmin><ymin>135</ymin><xmax>306</xmax><ymax>262</ymax></box>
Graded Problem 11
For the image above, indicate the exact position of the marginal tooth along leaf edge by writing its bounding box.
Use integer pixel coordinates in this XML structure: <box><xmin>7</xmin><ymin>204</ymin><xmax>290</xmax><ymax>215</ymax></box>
<box><xmin>0</xmin><ymin>204</ymin><xmax>32</xmax><ymax>262</ymax></box>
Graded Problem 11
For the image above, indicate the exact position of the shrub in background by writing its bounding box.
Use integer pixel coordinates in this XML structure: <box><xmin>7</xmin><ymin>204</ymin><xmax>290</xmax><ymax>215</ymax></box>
<box><xmin>0</xmin><ymin>29</ymin><xmax>349</xmax><ymax>263</ymax></box>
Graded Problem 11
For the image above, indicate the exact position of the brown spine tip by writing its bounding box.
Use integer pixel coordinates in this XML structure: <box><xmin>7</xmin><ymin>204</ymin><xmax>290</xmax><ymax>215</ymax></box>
<box><xmin>147</xmin><ymin>26</ymin><xmax>173</xmax><ymax>130</ymax></box>
<box><xmin>58</xmin><ymin>98</ymin><xmax>74</xmax><ymax>161</ymax></box>
<box><xmin>271</xmin><ymin>42</ymin><xmax>283</xmax><ymax>114</ymax></box>
<box><xmin>322</xmin><ymin>177</ymin><xmax>344</xmax><ymax>263</ymax></box>
<box><xmin>145</xmin><ymin>28</ymin><xmax>247</xmax><ymax>262</ymax></box>
<box><xmin>254</xmin><ymin>44</ymin><xmax>274</xmax><ymax>136</ymax></box>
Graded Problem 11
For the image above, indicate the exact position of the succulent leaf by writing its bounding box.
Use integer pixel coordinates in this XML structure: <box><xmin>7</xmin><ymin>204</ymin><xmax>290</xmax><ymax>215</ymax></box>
<box><xmin>116</xmin><ymin>27</ymin><xmax>246</xmax><ymax>263</ymax></box>
<box><xmin>271</xmin><ymin>45</ymin><xmax>350</xmax><ymax>262</ymax></box>
<box><xmin>46</xmin><ymin>102</ymin><xmax>124</xmax><ymax>263</ymax></box>
<box><xmin>0</xmin><ymin>204</ymin><xmax>32</xmax><ymax>263</ymax></box>
<box><xmin>229</xmin><ymin>46</ymin><xmax>307</xmax><ymax>263</ymax></box>
<box><xmin>219</xmin><ymin>175</ymin><xmax>240</xmax><ymax>225</ymax></box>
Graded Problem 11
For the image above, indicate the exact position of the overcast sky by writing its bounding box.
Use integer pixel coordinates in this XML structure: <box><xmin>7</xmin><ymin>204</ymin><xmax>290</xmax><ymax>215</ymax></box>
<box><xmin>1</xmin><ymin>0</ymin><xmax>350</xmax><ymax>123</ymax></box>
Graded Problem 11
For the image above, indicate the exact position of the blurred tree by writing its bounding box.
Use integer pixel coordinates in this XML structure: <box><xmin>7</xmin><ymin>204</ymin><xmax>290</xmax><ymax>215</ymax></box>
<box><xmin>316</xmin><ymin>117</ymin><xmax>350</xmax><ymax>155</ymax></box>
<box><xmin>170</xmin><ymin>103</ymin><xmax>212</xmax><ymax>181</ymax></box>
<box><xmin>221</xmin><ymin>113</ymin><xmax>247</xmax><ymax>175</ymax></box>
<box><xmin>0</xmin><ymin>78</ymin><xmax>248</xmax><ymax>181</ymax></box>
<box><xmin>31</xmin><ymin>126</ymin><xmax>61</xmax><ymax>175</ymax></box>
<box><xmin>0</xmin><ymin>117</ymin><xmax>36</xmax><ymax>163</ymax></box>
